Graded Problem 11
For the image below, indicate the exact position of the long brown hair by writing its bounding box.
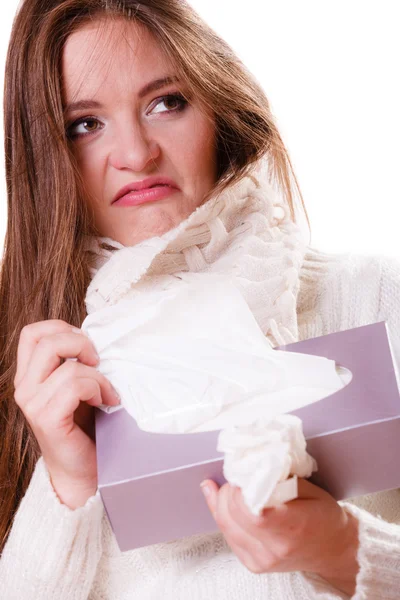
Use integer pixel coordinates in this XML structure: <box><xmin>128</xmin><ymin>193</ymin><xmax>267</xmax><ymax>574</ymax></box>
<box><xmin>0</xmin><ymin>0</ymin><xmax>310</xmax><ymax>553</ymax></box>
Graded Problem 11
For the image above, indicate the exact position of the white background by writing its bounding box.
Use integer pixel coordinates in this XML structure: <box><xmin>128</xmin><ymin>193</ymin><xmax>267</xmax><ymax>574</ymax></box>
<box><xmin>0</xmin><ymin>1</ymin><xmax>399</xmax><ymax>259</ymax></box>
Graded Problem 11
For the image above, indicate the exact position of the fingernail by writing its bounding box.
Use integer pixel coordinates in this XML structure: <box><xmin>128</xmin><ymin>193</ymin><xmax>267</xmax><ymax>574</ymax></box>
<box><xmin>200</xmin><ymin>481</ymin><xmax>211</xmax><ymax>497</ymax></box>
<box><xmin>111</xmin><ymin>387</ymin><xmax>121</xmax><ymax>403</ymax></box>
<box><xmin>71</xmin><ymin>327</ymin><xmax>89</xmax><ymax>337</ymax></box>
<box><xmin>71</xmin><ymin>327</ymin><xmax>88</xmax><ymax>337</ymax></box>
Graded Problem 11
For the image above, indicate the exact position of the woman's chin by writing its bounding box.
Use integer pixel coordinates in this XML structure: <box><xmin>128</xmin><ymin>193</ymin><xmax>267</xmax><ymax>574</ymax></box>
<box><xmin>108</xmin><ymin>209</ymin><xmax>184</xmax><ymax>246</ymax></box>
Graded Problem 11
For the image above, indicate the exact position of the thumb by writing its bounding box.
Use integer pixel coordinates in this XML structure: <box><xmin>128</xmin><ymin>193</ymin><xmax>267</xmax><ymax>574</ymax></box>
<box><xmin>200</xmin><ymin>479</ymin><xmax>219</xmax><ymax>519</ymax></box>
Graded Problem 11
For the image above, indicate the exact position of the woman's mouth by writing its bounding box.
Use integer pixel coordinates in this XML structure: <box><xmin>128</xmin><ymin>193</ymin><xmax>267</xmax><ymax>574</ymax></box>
<box><xmin>112</xmin><ymin>185</ymin><xmax>178</xmax><ymax>207</ymax></box>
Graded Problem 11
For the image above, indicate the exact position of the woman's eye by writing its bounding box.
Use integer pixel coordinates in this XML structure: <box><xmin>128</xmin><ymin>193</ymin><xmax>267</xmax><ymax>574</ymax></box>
<box><xmin>150</xmin><ymin>93</ymin><xmax>188</xmax><ymax>115</ymax></box>
<box><xmin>66</xmin><ymin>117</ymin><xmax>102</xmax><ymax>139</ymax></box>
<box><xmin>66</xmin><ymin>93</ymin><xmax>188</xmax><ymax>140</ymax></box>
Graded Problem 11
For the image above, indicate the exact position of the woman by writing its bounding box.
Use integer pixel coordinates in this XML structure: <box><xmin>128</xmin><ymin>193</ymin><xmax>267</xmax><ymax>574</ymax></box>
<box><xmin>0</xmin><ymin>1</ymin><xmax>399</xmax><ymax>598</ymax></box>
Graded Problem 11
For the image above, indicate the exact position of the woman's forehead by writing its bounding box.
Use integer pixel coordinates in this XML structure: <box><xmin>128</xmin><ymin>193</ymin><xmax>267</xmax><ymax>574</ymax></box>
<box><xmin>61</xmin><ymin>18</ymin><xmax>172</xmax><ymax>106</ymax></box>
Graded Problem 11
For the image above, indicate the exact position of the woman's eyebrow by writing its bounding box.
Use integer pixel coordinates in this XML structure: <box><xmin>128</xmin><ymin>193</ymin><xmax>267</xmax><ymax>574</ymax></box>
<box><xmin>138</xmin><ymin>75</ymin><xmax>180</xmax><ymax>99</ymax></box>
<box><xmin>63</xmin><ymin>75</ymin><xmax>181</xmax><ymax>115</ymax></box>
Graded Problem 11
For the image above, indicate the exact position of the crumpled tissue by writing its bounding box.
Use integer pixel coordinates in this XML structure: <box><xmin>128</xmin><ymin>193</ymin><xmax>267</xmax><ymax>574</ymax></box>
<box><xmin>81</xmin><ymin>274</ymin><xmax>351</xmax><ymax>514</ymax></box>
<box><xmin>218</xmin><ymin>414</ymin><xmax>318</xmax><ymax>515</ymax></box>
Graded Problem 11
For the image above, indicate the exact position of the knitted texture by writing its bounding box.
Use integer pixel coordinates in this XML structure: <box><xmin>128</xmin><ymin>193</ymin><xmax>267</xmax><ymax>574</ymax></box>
<box><xmin>0</xmin><ymin>457</ymin><xmax>104</xmax><ymax>599</ymax></box>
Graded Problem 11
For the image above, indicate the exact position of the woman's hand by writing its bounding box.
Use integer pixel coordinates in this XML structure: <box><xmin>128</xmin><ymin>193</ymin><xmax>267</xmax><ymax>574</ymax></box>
<box><xmin>201</xmin><ymin>477</ymin><xmax>360</xmax><ymax>596</ymax></box>
<box><xmin>13</xmin><ymin>319</ymin><xmax>120</xmax><ymax>509</ymax></box>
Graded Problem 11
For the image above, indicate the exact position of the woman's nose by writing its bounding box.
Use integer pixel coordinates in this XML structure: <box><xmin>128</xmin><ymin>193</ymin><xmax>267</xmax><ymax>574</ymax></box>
<box><xmin>108</xmin><ymin>122</ymin><xmax>161</xmax><ymax>172</ymax></box>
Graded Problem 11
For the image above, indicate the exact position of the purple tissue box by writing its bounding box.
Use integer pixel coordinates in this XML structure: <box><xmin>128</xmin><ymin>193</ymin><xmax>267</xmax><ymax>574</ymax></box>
<box><xmin>95</xmin><ymin>321</ymin><xmax>400</xmax><ymax>552</ymax></box>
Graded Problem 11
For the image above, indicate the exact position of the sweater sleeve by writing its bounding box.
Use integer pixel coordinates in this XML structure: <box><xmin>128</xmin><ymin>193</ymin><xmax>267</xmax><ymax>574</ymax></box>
<box><xmin>340</xmin><ymin>254</ymin><xmax>400</xmax><ymax>600</ymax></box>
<box><xmin>285</xmin><ymin>500</ymin><xmax>400</xmax><ymax>600</ymax></box>
<box><xmin>0</xmin><ymin>456</ymin><xmax>105</xmax><ymax>600</ymax></box>
<box><xmin>295</xmin><ymin>252</ymin><xmax>400</xmax><ymax>599</ymax></box>
<box><xmin>340</xmin><ymin>501</ymin><xmax>400</xmax><ymax>600</ymax></box>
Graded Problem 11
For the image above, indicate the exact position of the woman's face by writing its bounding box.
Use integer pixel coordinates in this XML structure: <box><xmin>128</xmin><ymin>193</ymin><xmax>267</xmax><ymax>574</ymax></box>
<box><xmin>61</xmin><ymin>18</ymin><xmax>218</xmax><ymax>246</ymax></box>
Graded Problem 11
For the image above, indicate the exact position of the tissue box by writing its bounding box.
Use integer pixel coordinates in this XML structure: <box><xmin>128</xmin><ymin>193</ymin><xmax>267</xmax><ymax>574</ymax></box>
<box><xmin>95</xmin><ymin>321</ymin><xmax>400</xmax><ymax>552</ymax></box>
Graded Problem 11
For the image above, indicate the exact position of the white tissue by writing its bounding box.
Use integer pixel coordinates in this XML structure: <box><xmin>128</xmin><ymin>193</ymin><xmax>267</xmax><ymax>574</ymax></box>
<box><xmin>81</xmin><ymin>274</ymin><xmax>350</xmax><ymax>513</ymax></box>
<box><xmin>82</xmin><ymin>274</ymin><xmax>350</xmax><ymax>434</ymax></box>
<box><xmin>217</xmin><ymin>414</ymin><xmax>318</xmax><ymax>515</ymax></box>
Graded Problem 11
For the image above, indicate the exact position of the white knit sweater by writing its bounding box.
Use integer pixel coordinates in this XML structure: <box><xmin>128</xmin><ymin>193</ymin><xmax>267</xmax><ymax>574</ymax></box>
<box><xmin>1</xmin><ymin>246</ymin><xmax>400</xmax><ymax>600</ymax></box>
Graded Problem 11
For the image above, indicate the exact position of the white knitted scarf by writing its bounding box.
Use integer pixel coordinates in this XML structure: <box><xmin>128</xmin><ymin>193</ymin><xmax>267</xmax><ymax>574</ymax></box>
<box><xmin>84</xmin><ymin>156</ymin><xmax>307</xmax><ymax>348</ymax></box>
